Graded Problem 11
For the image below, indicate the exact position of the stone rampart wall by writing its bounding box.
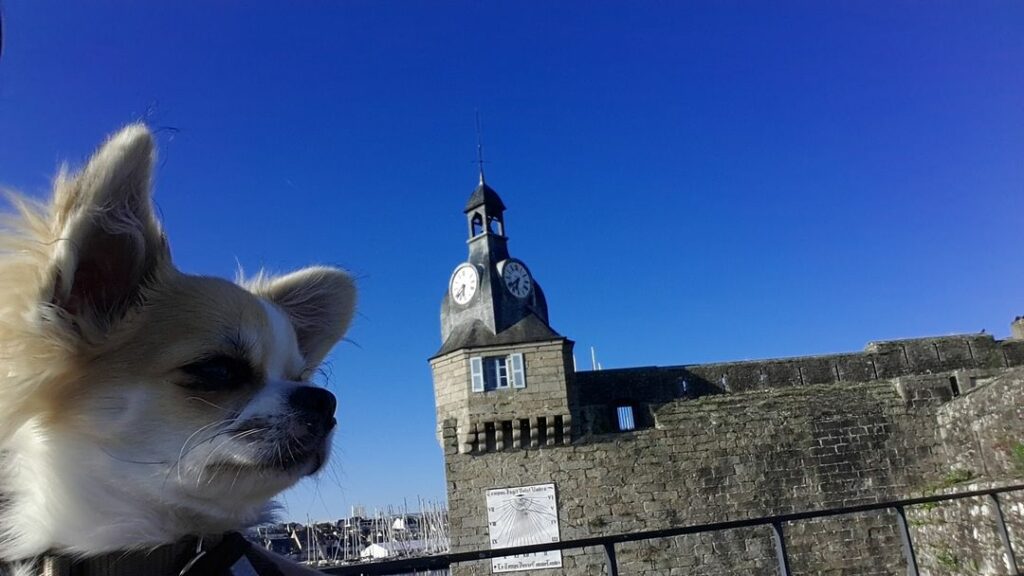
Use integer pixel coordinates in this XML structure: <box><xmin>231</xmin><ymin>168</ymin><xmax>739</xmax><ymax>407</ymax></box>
<box><xmin>906</xmin><ymin>369</ymin><xmax>1024</xmax><ymax>575</ymax></box>
<box><xmin>445</xmin><ymin>366</ymin><xmax>1024</xmax><ymax>575</ymax></box>
<box><xmin>573</xmin><ymin>334</ymin><xmax>1024</xmax><ymax>435</ymax></box>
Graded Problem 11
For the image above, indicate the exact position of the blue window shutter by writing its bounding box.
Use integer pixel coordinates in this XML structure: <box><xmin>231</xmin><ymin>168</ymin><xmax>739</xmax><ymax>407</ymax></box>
<box><xmin>470</xmin><ymin>357</ymin><xmax>484</xmax><ymax>392</ymax></box>
<box><xmin>510</xmin><ymin>353</ymin><xmax>526</xmax><ymax>389</ymax></box>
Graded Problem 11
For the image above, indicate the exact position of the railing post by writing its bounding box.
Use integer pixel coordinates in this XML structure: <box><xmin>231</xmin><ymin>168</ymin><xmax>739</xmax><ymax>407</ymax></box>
<box><xmin>771</xmin><ymin>521</ymin><xmax>792</xmax><ymax>576</ymax></box>
<box><xmin>894</xmin><ymin>505</ymin><xmax>920</xmax><ymax>576</ymax></box>
<box><xmin>989</xmin><ymin>493</ymin><xmax>1019</xmax><ymax>574</ymax></box>
<box><xmin>603</xmin><ymin>542</ymin><xmax>619</xmax><ymax>576</ymax></box>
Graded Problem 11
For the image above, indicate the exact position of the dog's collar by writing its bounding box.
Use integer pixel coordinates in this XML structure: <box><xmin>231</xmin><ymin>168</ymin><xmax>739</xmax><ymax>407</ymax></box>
<box><xmin>31</xmin><ymin>532</ymin><xmax>283</xmax><ymax>576</ymax></box>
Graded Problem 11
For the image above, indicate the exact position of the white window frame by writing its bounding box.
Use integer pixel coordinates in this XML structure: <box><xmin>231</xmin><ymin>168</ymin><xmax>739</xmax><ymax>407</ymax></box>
<box><xmin>510</xmin><ymin>353</ymin><xmax>526</xmax><ymax>389</ymax></box>
<box><xmin>494</xmin><ymin>356</ymin><xmax>510</xmax><ymax>389</ymax></box>
<box><xmin>470</xmin><ymin>357</ymin><xmax>484</xmax><ymax>392</ymax></box>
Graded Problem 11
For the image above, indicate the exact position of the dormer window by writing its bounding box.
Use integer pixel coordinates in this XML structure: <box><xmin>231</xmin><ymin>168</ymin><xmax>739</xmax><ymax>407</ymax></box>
<box><xmin>470</xmin><ymin>353</ymin><xmax>526</xmax><ymax>392</ymax></box>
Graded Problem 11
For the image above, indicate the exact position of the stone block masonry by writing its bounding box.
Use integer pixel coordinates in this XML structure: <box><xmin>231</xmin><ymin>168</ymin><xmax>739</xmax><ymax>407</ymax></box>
<box><xmin>432</xmin><ymin>339</ymin><xmax>574</xmax><ymax>453</ymax></box>
<box><xmin>440</xmin><ymin>334</ymin><xmax>1024</xmax><ymax>575</ymax></box>
<box><xmin>908</xmin><ymin>369</ymin><xmax>1024</xmax><ymax>575</ymax></box>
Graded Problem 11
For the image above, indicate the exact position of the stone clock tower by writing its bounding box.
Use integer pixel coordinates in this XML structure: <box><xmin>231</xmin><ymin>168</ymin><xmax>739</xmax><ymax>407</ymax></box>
<box><xmin>430</xmin><ymin>174</ymin><xmax>574</xmax><ymax>454</ymax></box>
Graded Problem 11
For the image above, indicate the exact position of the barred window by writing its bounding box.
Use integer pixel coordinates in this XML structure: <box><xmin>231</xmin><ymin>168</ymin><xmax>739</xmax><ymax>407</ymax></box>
<box><xmin>616</xmin><ymin>405</ymin><xmax>636</xmax><ymax>431</ymax></box>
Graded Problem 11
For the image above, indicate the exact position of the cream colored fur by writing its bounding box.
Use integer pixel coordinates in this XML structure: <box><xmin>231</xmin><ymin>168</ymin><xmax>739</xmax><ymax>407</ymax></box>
<box><xmin>0</xmin><ymin>125</ymin><xmax>355</xmax><ymax>563</ymax></box>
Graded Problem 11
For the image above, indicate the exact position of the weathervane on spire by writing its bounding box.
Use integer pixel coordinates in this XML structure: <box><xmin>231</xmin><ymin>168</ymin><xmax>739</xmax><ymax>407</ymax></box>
<box><xmin>475</xmin><ymin>110</ymin><xmax>487</xmax><ymax>185</ymax></box>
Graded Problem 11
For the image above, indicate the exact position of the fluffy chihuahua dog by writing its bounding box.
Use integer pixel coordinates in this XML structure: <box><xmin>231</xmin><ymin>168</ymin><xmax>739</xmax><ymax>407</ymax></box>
<box><xmin>0</xmin><ymin>126</ymin><xmax>355</xmax><ymax>568</ymax></box>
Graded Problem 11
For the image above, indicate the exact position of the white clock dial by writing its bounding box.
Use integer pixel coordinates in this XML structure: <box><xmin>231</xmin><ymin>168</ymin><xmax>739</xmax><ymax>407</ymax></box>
<box><xmin>450</xmin><ymin>264</ymin><xmax>479</xmax><ymax>305</ymax></box>
<box><xmin>501</xmin><ymin>260</ymin><xmax>532</xmax><ymax>299</ymax></box>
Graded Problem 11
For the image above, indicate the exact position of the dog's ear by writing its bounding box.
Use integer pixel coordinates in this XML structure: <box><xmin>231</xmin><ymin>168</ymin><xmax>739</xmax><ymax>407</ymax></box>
<box><xmin>254</xmin><ymin>267</ymin><xmax>356</xmax><ymax>367</ymax></box>
<box><xmin>44</xmin><ymin>124</ymin><xmax>168</xmax><ymax>336</ymax></box>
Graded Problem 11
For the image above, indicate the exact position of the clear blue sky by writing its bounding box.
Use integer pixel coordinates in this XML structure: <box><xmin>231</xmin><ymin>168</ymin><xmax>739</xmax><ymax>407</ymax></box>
<box><xmin>1</xmin><ymin>2</ymin><xmax>1022</xmax><ymax>522</ymax></box>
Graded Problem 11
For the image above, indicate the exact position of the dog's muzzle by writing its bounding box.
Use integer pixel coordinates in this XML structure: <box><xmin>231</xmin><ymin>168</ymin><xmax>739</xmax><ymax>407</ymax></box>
<box><xmin>288</xmin><ymin>385</ymin><xmax>337</xmax><ymax>436</ymax></box>
<box><xmin>281</xmin><ymin>386</ymin><xmax>336</xmax><ymax>473</ymax></box>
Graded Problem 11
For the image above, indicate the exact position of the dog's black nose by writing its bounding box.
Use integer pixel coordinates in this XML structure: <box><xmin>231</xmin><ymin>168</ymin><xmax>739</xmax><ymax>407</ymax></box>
<box><xmin>289</xmin><ymin>386</ymin><xmax>337</xmax><ymax>431</ymax></box>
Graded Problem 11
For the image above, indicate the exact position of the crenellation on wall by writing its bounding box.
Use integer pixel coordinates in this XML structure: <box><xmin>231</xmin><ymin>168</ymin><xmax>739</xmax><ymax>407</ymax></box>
<box><xmin>573</xmin><ymin>334</ymin><xmax>1010</xmax><ymax>422</ymax></box>
<box><xmin>934</xmin><ymin>337</ymin><xmax>973</xmax><ymax>363</ymax></box>
<box><xmin>968</xmin><ymin>336</ymin><xmax>1003</xmax><ymax>367</ymax></box>
<box><xmin>796</xmin><ymin>356</ymin><xmax>835</xmax><ymax>385</ymax></box>
<box><xmin>871</xmin><ymin>347</ymin><xmax>907</xmax><ymax>379</ymax></box>
<box><xmin>902</xmin><ymin>339</ymin><xmax>944</xmax><ymax>372</ymax></box>
<box><xmin>835</xmin><ymin>354</ymin><xmax>879</xmax><ymax>382</ymax></box>
<box><xmin>1002</xmin><ymin>339</ymin><xmax>1024</xmax><ymax>367</ymax></box>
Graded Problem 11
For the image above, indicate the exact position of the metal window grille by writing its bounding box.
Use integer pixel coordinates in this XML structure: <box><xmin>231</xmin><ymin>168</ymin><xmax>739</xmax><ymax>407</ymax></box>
<box><xmin>616</xmin><ymin>406</ymin><xmax>635</xmax><ymax>431</ymax></box>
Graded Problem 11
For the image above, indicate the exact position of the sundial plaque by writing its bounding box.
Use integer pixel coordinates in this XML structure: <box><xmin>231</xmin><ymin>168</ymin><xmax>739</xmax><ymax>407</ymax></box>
<box><xmin>485</xmin><ymin>483</ymin><xmax>562</xmax><ymax>572</ymax></box>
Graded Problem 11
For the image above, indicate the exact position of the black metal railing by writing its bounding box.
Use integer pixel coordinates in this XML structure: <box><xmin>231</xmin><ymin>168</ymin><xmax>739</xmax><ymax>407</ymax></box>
<box><xmin>323</xmin><ymin>483</ymin><xmax>1024</xmax><ymax>576</ymax></box>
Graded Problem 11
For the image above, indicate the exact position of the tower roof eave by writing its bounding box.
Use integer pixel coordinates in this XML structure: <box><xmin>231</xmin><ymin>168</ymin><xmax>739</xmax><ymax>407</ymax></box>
<box><xmin>432</xmin><ymin>315</ymin><xmax>561</xmax><ymax>359</ymax></box>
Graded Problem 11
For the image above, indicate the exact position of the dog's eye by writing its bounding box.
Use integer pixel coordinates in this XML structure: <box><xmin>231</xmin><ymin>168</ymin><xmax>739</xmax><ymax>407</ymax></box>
<box><xmin>181</xmin><ymin>356</ymin><xmax>254</xmax><ymax>391</ymax></box>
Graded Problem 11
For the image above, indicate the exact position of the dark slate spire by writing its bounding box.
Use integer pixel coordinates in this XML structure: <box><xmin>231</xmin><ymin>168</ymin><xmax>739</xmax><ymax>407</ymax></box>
<box><xmin>464</xmin><ymin>182</ymin><xmax>507</xmax><ymax>213</ymax></box>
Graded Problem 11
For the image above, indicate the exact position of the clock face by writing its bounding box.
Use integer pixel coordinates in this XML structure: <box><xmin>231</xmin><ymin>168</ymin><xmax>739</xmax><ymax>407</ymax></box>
<box><xmin>450</xmin><ymin>264</ymin><xmax>479</xmax><ymax>306</ymax></box>
<box><xmin>501</xmin><ymin>260</ymin><xmax>532</xmax><ymax>299</ymax></box>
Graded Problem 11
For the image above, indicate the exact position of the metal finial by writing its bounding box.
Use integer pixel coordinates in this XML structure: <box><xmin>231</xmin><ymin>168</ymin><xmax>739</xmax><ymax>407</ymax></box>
<box><xmin>475</xmin><ymin>110</ymin><xmax>486</xmax><ymax>185</ymax></box>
